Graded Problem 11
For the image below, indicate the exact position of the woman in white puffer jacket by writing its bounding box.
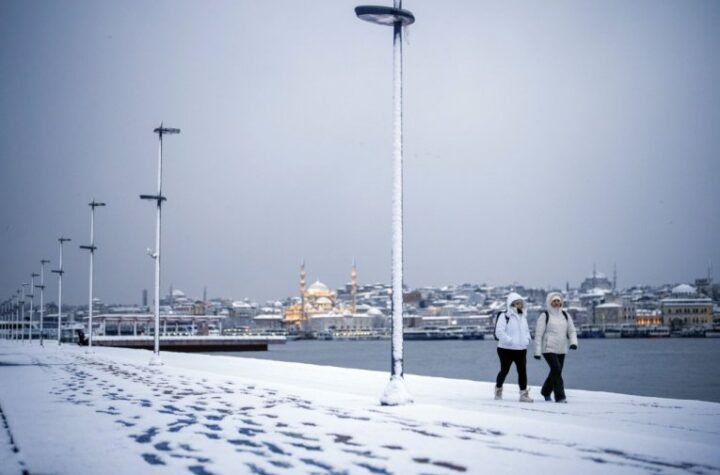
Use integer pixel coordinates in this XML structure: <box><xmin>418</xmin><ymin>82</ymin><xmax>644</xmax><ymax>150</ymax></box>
<box><xmin>534</xmin><ymin>292</ymin><xmax>578</xmax><ymax>403</ymax></box>
<box><xmin>494</xmin><ymin>292</ymin><xmax>534</xmax><ymax>402</ymax></box>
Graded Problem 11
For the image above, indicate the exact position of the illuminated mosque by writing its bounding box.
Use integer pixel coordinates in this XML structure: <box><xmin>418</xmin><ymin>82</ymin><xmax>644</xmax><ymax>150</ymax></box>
<box><xmin>283</xmin><ymin>259</ymin><xmax>359</xmax><ymax>328</ymax></box>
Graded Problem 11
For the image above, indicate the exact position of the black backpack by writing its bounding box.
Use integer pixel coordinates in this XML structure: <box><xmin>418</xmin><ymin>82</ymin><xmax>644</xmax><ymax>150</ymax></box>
<box><xmin>542</xmin><ymin>310</ymin><xmax>569</xmax><ymax>325</ymax></box>
<box><xmin>493</xmin><ymin>311</ymin><xmax>510</xmax><ymax>341</ymax></box>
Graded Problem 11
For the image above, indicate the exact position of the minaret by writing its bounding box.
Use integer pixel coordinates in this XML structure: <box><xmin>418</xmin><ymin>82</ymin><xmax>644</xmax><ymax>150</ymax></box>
<box><xmin>709</xmin><ymin>261</ymin><xmax>713</xmax><ymax>283</ymax></box>
<box><xmin>592</xmin><ymin>263</ymin><xmax>597</xmax><ymax>288</ymax></box>
<box><xmin>351</xmin><ymin>257</ymin><xmax>357</xmax><ymax>315</ymax></box>
<box><xmin>613</xmin><ymin>264</ymin><xmax>617</xmax><ymax>291</ymax></box>
<box><xmin>300</xmin><ymin>258</ymin><xmax>306</xmax><ymax>326</ymax></box>
<box><xmin>203</xmin><ymin>285</ymin><xmax>207</xmax><ymax>304</ymax></box>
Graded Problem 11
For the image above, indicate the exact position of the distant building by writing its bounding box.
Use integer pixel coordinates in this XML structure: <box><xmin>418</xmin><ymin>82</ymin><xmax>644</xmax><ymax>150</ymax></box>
<box><xmin>253</xmin><ymin>313</ymin><xmax>284</xmax><ymax>330</ymax></box>
<box><xmin>595</xmin><ymin>303</ymin><xmax>623</xmax><ymax>326</ymax></box>
<box><xmin>636</xmin><ymin>309</ymin><xmax>662</xmax><ymax>326</ymax></box>
<box><xmin>661</xmin><ymin>284</ymin><xmax>713</xmax><ymax>330</ymax></box>
<box><xmin>192</xmin><ymin>300</ymin><xmax>206</xmax><ymax>316</ymax></box>
<box><xmin>579</xmin><ymin>269</ymin><xmax>613</xmax><ymax>293</ymax></box>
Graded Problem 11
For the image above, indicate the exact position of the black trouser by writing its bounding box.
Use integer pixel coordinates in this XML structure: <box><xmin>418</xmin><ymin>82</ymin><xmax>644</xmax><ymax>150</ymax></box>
<box><xmin>541</xmin><ymin>353</ymin><xmax>566</xmax><ymax>401</ymax></box>
<box><xmin>496</xmin><ymin>348</ymin><xmax>528</xmax><ymax>390</ymax></box>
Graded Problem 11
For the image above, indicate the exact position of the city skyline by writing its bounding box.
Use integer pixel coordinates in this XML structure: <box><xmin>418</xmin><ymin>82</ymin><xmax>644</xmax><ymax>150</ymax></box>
<box><xmin>21</xmin><ymin>264</ymin><xmax>714</xmax><ymax>308</ymax></box>
<box><xmin>2</xmin><ymin>1</ymin><xmax>719</xmax><ymax>305</ymax></box>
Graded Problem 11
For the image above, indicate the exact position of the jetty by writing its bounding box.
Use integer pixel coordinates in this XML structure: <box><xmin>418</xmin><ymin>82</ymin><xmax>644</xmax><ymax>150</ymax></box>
<box><xmin>89</xmin><ymin>335</ymin><xmax>285</xmax><ymax>352</ymax></box>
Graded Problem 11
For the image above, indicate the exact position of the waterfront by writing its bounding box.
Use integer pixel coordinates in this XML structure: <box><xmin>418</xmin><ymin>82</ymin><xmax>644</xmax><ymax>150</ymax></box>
<box><xmin>219</xmin><ymin>338</ymin><xmax>720</xmax><ymax>403</ymax></box>
<box><xmin>3</xmin><ymin>342</ymin><xmax>719</xmax><ymax>474</ymax></box>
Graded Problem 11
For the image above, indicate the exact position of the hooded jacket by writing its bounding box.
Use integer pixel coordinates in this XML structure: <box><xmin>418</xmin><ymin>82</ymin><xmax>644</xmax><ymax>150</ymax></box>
<box><xmin>496</xmin><ymin>292</ymin><xmax>532</xmax><ymax>350</ymax></box>
<box><xmin>534</xmin><ymin>292</ymin><xmax>578</xmax><ymax>356</ymax></box>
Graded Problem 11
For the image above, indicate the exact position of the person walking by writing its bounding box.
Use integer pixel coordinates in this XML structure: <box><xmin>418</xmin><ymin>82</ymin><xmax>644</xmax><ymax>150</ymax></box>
<box><xmin>494</xmin><ymin>292</ymin><xmax>533</xmax><ymax>402</ymax></box>
<box><xmin>534</xmin><ymin>292</ymin><xmax>578</xmax><ymax>403</ymax></box>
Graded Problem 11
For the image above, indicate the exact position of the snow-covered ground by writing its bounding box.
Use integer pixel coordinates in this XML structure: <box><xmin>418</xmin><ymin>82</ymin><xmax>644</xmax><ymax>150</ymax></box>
<box><xmin>0</xmin><ymin>341</ymin><xmax>718</xmax><ymax>475</ymax></box>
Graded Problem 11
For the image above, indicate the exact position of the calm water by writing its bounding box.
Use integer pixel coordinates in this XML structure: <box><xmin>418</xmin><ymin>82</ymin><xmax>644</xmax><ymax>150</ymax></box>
<box><xmin>216</xmin><ymin>338</ymin><xmax>720</xmax><ymax>403</ymax></box>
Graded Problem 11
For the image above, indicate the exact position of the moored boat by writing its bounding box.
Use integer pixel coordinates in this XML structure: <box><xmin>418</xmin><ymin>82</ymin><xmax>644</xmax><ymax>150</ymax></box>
<box><xmin>403</xmin><ymin>326</ymin><xmax>484</xmax><ymax>341</ymax></box>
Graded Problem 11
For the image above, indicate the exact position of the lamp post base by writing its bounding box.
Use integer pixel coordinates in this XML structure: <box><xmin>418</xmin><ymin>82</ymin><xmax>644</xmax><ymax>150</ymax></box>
<box><xmin>148</xmin><ymin>354</ymin><xmax>164</xmax><ymax>366</ymax></box>
<box><xmin>380</xmin><ymin>375</ymin><xmax>413</xmax><ymax>406</ymax></box>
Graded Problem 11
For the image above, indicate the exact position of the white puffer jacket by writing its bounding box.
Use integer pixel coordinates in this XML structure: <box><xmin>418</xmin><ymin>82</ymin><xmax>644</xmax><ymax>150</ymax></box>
<box><xmin>534</xmin><ymin>292</ymin><xmax>578</xmax><ymax>356</ymax></box>
<box><xmin>496</xmin><ymin>292</ymin><xmax>532</xmax><ymax>350</ymax></box>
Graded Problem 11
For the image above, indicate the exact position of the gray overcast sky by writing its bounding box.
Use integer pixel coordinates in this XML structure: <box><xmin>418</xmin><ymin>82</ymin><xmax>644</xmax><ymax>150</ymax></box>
<box><xmin>1</xmin><ymin>0</ymin><xmax>719</xmax><ymax>305</ymax></box>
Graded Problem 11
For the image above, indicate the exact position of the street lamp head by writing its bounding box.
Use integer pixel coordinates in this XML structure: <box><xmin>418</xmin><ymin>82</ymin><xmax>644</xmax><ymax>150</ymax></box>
<box><xmin>59</xmin><ymin>237</ymin><xmax>71</xmax><ymax>243</ymax></box>
<box><xmin>31</xmin><ymin>273</ymin><xmax>39</xmax><ymax>278</ymax></box>
<box><xmin>41</xmin><ymin>259</ymin><xmax>51</xmax><ymax>264</ymax></box>
<box><xmin>355</xmin><ymin>5</ymin><xmax>415</xmax><ymax>26</ymax></box>
<box><xmin>154</xmin><ymin>124</ymin><xmax>181</xmax><ymax>136</ymax></box>
<box><xmin>89</xmin><ymin>200</ymin><xmax>106</xmax><ymax>208</ymax></box>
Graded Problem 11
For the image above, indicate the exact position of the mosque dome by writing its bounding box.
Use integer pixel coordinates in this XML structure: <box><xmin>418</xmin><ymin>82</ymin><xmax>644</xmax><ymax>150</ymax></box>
<box><xmin>671</xmin><ymin>284</ymin><xmax>696</xmax><ymax>295</ymax></box>
<box><xmin>316</xmin><ymin>297</ymin><xmax>332</xmax><ymax>306</ymax></box>
<box><xmin>308</xmin><ymin>281</ymin><xmax>328</xmax><ymax>291</ymax></box>
<box><xmin>306</xmin><ymin>280</ymin><xmax>333</xmax><ymax>297</ymax></box>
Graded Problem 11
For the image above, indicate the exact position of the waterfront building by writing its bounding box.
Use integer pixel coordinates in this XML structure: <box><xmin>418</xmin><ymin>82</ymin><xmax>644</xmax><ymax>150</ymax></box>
<box><xmin>596</xmin><ymin>299</ymin><xmax>637</xmax><ymax>326</ymax></box>
<box><xmin>305</xmin><ymin>311</ymin><xmax>382</xmax><ymax>334</ymax></box>
<box><xmin>90</xmin><ymin>313</ymin><xmax>225</xmax><ymax>337</ymax></box>
<box><xmin>636</xmin><ymin>309</ymin><xmax>663</xmax><ymax>326</ymax></box>
<box><xmin>253</xmin><ymin>313</ymin><xmax>284</xmax><ymax>330</ymax></box>
<box><xmin>595</xmin><ymin>303</ymin><xmax>623</xmax><ymax>326</ymax></box>
<box><xmin>660</xmin><ymin>284</ymin><xmax>713</xmax><ymax>330</ymax></box>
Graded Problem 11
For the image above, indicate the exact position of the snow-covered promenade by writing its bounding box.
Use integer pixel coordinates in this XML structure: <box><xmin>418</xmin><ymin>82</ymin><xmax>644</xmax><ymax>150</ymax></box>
<box><xmin>1</xmin><ymin>342</ymin><xmax>719</xmax><ymax>475</ymax></box>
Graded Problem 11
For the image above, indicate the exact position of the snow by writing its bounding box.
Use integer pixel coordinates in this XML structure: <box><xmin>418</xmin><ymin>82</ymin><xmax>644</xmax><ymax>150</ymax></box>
<box><xmin>672</xmin><ymin>284</ymin><xmax>696</xmax><ymax>295</ymax></box>
<box><xmin>379</xmin><ymin>375</ymin><xmax>413</xmax><ymax>407</ymax></box>
<box><xmin>1</xmin><ymin>341</ymin><xmax>719</xmax><ymax>474</ymax></box>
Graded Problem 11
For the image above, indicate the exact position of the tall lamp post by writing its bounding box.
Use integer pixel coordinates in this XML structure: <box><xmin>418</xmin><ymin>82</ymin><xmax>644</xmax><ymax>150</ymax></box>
<box><xmin>52</xmin><ymin>237</ymin><xmax>71</xmax><ymax>345</ymax></box>
<box><xmin>80</xmin><ymin>200</ymin><xmax>106</xmax><ymax>349</ymax></box>
<box><xmin>28</xmin><ymin>274</ymin><xmax>38</xmax><ymax>341</ymax></box>
<box><xmin>13</xmin><ymin>291</ymin><xmax>20</xmax><ymax>341</ymax></box>
<box><xmin>37</xmin><ymin>259</ymin><xmax>50</xmax><ymax>346</ymax></box>
<box><xmin>355</xmin><ymin>1</ymin><xmax>415</xmax><ymax>406</ymax></box>
<box><xmin>20</xmin><ymin>283</ymin><xmax>28</xmax><ymax>342</ymax></box>
<box><xmin>1</xmin><ymin>299</ymin><xmax>6</xmax><ymax>339</ymax></box>
<box><xmin>2</xmin><ymin>299</ymin><xmax>7</xmax><ymax>339</ymax></box>
<box><xmin>141</xmin><ymin>123</ymin><xmax>180</xmax><ymax>366</ymax></box>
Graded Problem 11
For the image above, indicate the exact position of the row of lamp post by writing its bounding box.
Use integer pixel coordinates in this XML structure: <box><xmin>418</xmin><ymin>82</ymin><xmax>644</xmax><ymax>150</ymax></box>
<box><xmin>4</xmin><ymin>1</ymin><xmax>415</xmax><ymax>405</ymax></box>
<box><xmin>3</xmin><ymin>243</ymin><xmax>68</xmax><ymax>345</ymax></box>
<box><xmin>3</xmin><ymin>121</ymin><xmax>177</xmax><ymax>368</ymax></box>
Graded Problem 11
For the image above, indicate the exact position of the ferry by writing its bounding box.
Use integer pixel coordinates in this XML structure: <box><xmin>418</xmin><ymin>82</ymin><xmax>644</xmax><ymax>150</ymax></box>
<box><xmin>676</xmin><ymin>327</ymin><xmax>706</xmax><ymax>338</ymax></box>
<box><xmin>647</xmin><ymin>325</ymin><xmax>671</xmax><ymax>338</ymax></box>
<box><xmin>620</xmin><ymin>324</ymin><xmax>648</xmax><ymax>338</ymax></box>
<box><xmin>704</xmin><ymin>325</ymin><xmax>720</xmax><ymax>338</ymax></box>
<box><xmin>403</xmin><ymin>326</ymin><xmax>484</xmax><ymax>341</ymax></box>
<box><xmin>577</xmin><ymin>324</ymin><xmax>604</xmax><ymax>339</ymax></box>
